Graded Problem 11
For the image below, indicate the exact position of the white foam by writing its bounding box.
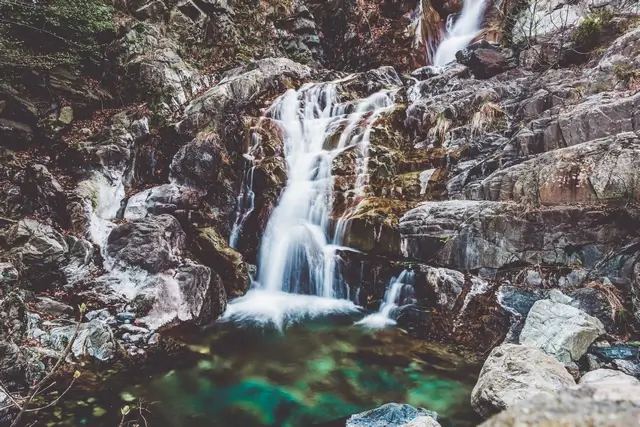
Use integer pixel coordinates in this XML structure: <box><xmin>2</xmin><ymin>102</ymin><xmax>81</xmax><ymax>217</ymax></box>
<box><xmin>220</xmin><ymin>289</ymin><xmax>361</xmax><ymax>330</ymax></box>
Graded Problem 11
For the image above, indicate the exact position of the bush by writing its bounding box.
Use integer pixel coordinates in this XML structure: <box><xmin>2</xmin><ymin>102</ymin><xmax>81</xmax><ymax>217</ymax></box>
<box><xmin>571</xmin><ymin>8</ymin><xmax>614</xmax><ymax>51</ymax></box>
<box><xmin>0</xmin><ymin>0</ymin><xmax>116</xmax><ymax>72</ymax></box>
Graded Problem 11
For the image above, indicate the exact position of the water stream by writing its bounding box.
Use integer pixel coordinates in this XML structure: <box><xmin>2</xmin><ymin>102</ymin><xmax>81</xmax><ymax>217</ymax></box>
<box><xmin>432</xmin><ymin>0</ymin><xmax>486</xmax><ymax>66</ymax></box>
<box><xmin>358</xmin><ymin>270</ymin><xmax>416</xmax><ymax>329</ymax></box>
<box><xmin>225</xmin><ymin>80</ymin><xmax>397</xmax><ymax>328</ymax></box>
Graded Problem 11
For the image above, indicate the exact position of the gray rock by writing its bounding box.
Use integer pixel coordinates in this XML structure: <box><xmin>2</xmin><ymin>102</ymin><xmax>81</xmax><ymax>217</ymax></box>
<box><xmin>170</xmin><ymin>136</ymin><xmax>223</xmax><ymax>188</ymax></box>
<box><xmin>479</xmin><ymin>387</ymin><xmax>640</xmax><ymax>426</ymax></box>
<box><xmin>399</xmin><ymin>201</ymin><xmax>630</xmax><ymax>271</ymax></box>
<box><xmin>176</xmin><ymin>58</ymin><xmax>310</xmax><ymax>135</ymax></box>
<box><xmin>106</xmin><ymin>214</ymin><xmax>186</xmax><ymax>273</ymax></box>
<box><xmin>471</xmin><ymin>344</ymin><xmax>576</xmax><ymax>418</ymax></box>
<box><xmin>564</xmin><ymin>362</ymin><xmax>580</xmax><ymax>382</ymax></box>
<box><xmin>0</xmin><ymin>118</ymin><xmax>33</xmax><ymax>148</ymax></box>
<box><xmin>34</xmin><ymin>297</ymin><xmax>73</xmax><ymax>317</ymax></box>
<box><xmin>0</xmin><ymin>262</ymin><xmax>18</xmax><ymax>286</ymax></box>
<box><xmin>346</xmin><ymin>403</ymin><xmax>438</xmax><ymax>427</ymax></box>
<box><xmin>519</xmin><ymin>299</ymin><xmax>605</xmax><ymax>362</ymax></box>
<box><xmin>614</xmin><ymin>359</ymin><xmax>640</xmax><ymax>378</ymax></box>
<box><xmin>50</xmin><ymin>319</ymin><xmax>116</xmax><ymax>361</ymax></box>
<box><xmin>123</xmin><ymin>183</ymin><xmax>203</xmax><ymax>220</ymax></box>
<box><xmin>401</xmin><ymin>417</ymin><xmax>441</xmax><ymax>427</ymax></box>
<box><xmin>579</xmin><ymin>368</ymin><xmax>640</xmax><ymax>387</ymax></box>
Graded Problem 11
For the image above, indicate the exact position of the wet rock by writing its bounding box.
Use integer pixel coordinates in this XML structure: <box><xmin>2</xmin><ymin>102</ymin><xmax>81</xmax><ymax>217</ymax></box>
<box><xmin>346</xmin><ymin>403</ymin><xmax>438</xmax><ymax>427</ymax></box>
<box><xmin>471</xmin><ymin>344</ymin><xmax>576</xmax><ymax>418</ymax></box>
<box><xmin>50</xmin><ymin>319</ymin><xmax>116</xmax><ymax>361</ymax></box>
<box><xmin>106</xmin><ymin>214</ymin><xmax>186</xmax><ymax>273</ymax></box>
<box><xmin>0</xmin><ymin>341</ymin><xmax>26</xmax><ymax>386</ymax></box>
<box><xmin>170</xmin><ymin>136</ymin><xmax>223</xmax><ymax>188</ymax></box>
<box><xmin>564</xmin><ymin>362</ymin><xmax>580</xmax><ymax>381</ymax></box>
<box><xmin>455</xmin><ymin>41</ymin><xmax>514</xmax><ymax>79</ymax></box>
<box><xmin>193</xmin><ymin>227</ymin><xmax>251</xmax><ymax>297</ymax></box>
<box><xmin>497</xmin><ymin>286</ymin><xmax>548</xmax><ymax>318</ymax></box>
<box><xmin>0</xmin><ymin>118</ymin><xmax>33</xmax><ymax>148</ymax></box>
<box><xmin>34</xmin><ymin>297</ymin><xmax>73</xmax><ymax>317</ymax></box>
<box><xmin>519</xmin><ymin>297</ymin><xmax>605</xmax><ymax>362</ymax></box>
<box><xmin>590</xmin><ymin>344</ymin><xmax>639</xmax><ymax>362</ymax></box>
<box><xmin>567</xmin><ymin>286</ymin><xmax>618</xmax><ymax>332</ymax></box>
<box><xmin>479</xmin><ymin>387</ymin><xmax>640</xmax><ymax>426</ymax></box>
<box><xmin>615</xmin><ymin>359</ymin><xmax>640</xmax><ymax>377</ymax></box>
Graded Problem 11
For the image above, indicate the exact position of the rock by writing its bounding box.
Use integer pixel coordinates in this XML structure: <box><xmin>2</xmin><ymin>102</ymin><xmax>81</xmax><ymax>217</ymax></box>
<box><xmin>401</xmin><ymin>416</ymin><xmax>441</xmax><ymax>427</ymax></box>
<box><xmin>113</xmin><ymin>23</ymin><xmax>210</xmax><ymax>112</ymax></box>
<box><xmin>176</xmin><ymin>58</ymin><xmax>311</xmax><ymax>135</ymax></box>
<box><xmin>0</xmin><ymin>341</ymin><xmax>26</xmax><ymax>385</ymax></box>
<box><xmin>615</xmin><ymin>359</ymin><xmax>640</xmax><ymax>377</ymax></box>
<box><xmin>34</xmin><ymin>297</ymin><xmax>73</xmax><ymax>317</ymax></box>
<box><xmin>567</xmin><ymin>286</ymin><xmax>618</xmax><ymax>332</ymax></box>
<box><xmin>170</xmin><ymin>136</ymin><xmax>223</xmax><ymax>188</ymax></box>
<box><xmin>548</xmin><ymin>289</ymin><xmax>572</xmax><ymax>304</ymax></box>
<box><xmin>123</xmin><ymin>183</ymin><xmax>203</xmax><ymax>220</ymax></box>
<box><xmin>134</xmin><ymin>0</ymin><xmax>167</xmax><ymax>21</ymax></box>
<box><xmin>346</xmin><ymin>403</ymin><xmax>438</xmax><ymax>427</ymax></box>
<box><xmin>471</xmin><ymin>344</ymin><xmax>576</xmax><ymax>418</ymax></box>
<box><xmin>106</xmin><ymin>214</ymin><xmax>186</xmax><ymax>273</ymax></box>
<box><xmin>0</xmin><ymin>262</ymin><xmax>18</xmax><ymax>288</ymax></box>
<box><xmin>519</xmin><ymin>298</ymin><xmax>605</xmax><ymax>362</ymax></box>
<box><xmin>4</xmin><ymin>219</ymin><xmax>69</xmax><ymax>287</ymax></box>
<box><xmin>49</xmin><ymin>319</ymin><xmax>116</xmax><ymax>361</ymax></box>
<box><xmin>591</xmin><ymin>344</ymin><xmax>639</xmax><ymax>362</ymax></box>
<box><xmin>0</xmin><ymin>85</ymin><xmax>38</xmax><ymax>125</ymax></box>
<box><xmin>476</xmin><ymin>132</ymin><xmax>640</xmax><ymax>204</ymax></box>
<box><xmin>579</xmin><ymin>368</ymin><xmax>640</xmax><ymax>386</ymax></box>
<box><xmin>455</xmin><ymin>41</ymin><xmax>514</xmax><ymax>79</ymax></box>
<box><xmin>479</xmin><ymin>387</ymin><xmax>640</xmax><ymax>426</ymax></box>
<box><xmin>399</xmin><ymin>201</ymin><xmax>634</xmax><ymax>271</ymax></box>
<box><xmin>0</xmin><ymin>118</ymin><xmax>33</xmax><ymax>148</ymax></box>
<box><xmin>564</xmin><ymin>362</ymin><xmax>581</xmax><ymax>382</ymax></box>
<box><xmin>193</xmin><ymin>227</ymin><xmax>251</xmax><ymax>297</ymax></box>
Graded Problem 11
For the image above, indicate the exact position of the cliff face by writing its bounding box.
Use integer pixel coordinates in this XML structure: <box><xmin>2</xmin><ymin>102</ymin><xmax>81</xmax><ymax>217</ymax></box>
<box><xmin>1</xmin><ymin>0</ymin><xmax>640</xmax><ymax>424</ymax></box>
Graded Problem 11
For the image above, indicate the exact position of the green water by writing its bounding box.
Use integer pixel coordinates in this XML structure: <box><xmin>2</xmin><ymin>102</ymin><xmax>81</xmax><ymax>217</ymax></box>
<box><xmin>34</xmin><ymin>316</ymin><xmax>481</xmax><ymax>427</ymax></box>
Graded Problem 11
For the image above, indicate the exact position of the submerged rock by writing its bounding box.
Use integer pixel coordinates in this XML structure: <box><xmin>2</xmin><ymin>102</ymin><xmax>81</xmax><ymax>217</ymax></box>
<box><xmin>346</xmin><ymin>403</ymin><xmax>438</xmax><ymax>427</ymax></box>
<box><xmin>519</xmin><ymin>298</ymin><xmax>605</xmax><ymax>362</ymax></box>
<box><xmin>471</xmin><ymin>344</ymin><xmax>575</xmax><ymax>418</ymax></box>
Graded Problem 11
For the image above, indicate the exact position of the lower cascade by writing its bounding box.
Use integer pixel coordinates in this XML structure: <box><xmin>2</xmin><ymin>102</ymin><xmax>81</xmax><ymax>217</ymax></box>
<box><xmin>224</xmin><ymin>78</ymin><xmax>397</xmax><ymax>327</ymax></box>
<box><xmin>358</xmin><ymin>270</ymin><xmax>416</xmax><ymax>329</ymax></box>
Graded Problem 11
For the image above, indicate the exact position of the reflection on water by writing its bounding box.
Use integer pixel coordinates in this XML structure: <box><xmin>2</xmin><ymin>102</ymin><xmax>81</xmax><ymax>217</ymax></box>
<box><xmin>32</xmin><ymin>314</ymin><xmax>481</xmax><ymax>427</ymax></box>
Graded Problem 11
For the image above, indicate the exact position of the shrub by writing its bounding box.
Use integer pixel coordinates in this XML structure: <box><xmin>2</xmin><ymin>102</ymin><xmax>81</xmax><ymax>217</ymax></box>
<box><xmin>571</xmin><ymin>8</ymin><xmax>614</xmax><ymax>51</ymax></box>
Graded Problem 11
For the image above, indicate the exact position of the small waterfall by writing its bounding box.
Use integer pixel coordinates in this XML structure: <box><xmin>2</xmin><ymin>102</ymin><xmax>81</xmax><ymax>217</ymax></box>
<box><xmin>357</xmin><ymin>270</ymin><xmax>416</xmax><ymax>328</ymax></box>
<box><xmin>229</xmin><ymin>165</ymin><xmax>256</xmax><ymax>249</ymax></box>
<box><xmin>223</xmin><ymin>78</ymin><xmax>396</xmax><ymax>328</ymax></box>
<box><xmin>432</xmin><ymin>0</ymin><xmax>486</xmax><ymax>66</ymax></box>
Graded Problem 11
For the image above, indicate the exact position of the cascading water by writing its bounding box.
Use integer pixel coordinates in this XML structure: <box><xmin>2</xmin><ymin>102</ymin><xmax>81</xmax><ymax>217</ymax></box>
<box><xmin>432</xmin><ymin>0</ymin><xmax>486</xmax><ymax>66</ymax></box>
<box><xmin>223</xmin><ymin>79</ymin><xmax>397</xmax><ymax>328</ymax></box>
<box><xmin>229</xmin><ymin>164</ymin><xmax>256</xmax><ymax>249</ymax></box>
<box><xmin>357</xmin><ymin>270</ymin><xmax>416</xmax><ymax>328</ymax></box>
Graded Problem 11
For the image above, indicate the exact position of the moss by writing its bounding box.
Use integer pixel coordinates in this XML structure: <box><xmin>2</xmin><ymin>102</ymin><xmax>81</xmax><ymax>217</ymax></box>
<box><xmin>571</xmin><ymin>8</ymin><xmax>614</xmax><ymax>52</ymax></box>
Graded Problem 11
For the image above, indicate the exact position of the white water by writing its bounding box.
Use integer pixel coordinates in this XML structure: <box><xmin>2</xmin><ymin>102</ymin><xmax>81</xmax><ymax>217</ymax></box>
<box><xmin>357</xmin><ymin>270</ymin><xmax>416</xmax><ymax>329</ymax></box>
<box><xmin>432</xmin><ymin>0</ymin><xmax>487</xmax><ymax>66</ymax></box>
<box><xmin>225</xmin><ymin>79</ymin><xmax>396</xmax><ymax>328</ymax></box>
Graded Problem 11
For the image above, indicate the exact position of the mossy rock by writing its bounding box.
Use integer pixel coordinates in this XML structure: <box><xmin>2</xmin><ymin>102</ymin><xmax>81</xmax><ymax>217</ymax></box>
<box><xmin>193</xmin><ymin>227</ymin><xmax>251</xmax><ymax>297</ymax></box>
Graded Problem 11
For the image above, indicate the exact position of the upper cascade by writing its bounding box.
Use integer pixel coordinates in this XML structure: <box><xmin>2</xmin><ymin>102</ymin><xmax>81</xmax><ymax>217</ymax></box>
<box><xmin>433</xmin><ymin>0</ymin><xmax>487</xmax><ymax>66</ymax></box>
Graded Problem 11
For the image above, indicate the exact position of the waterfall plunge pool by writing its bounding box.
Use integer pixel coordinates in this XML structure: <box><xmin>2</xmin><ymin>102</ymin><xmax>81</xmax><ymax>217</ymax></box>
<box><xmin>31</xmin><ymin>310</ymin><xmax>482</xmax><ymax>427</ymax></box>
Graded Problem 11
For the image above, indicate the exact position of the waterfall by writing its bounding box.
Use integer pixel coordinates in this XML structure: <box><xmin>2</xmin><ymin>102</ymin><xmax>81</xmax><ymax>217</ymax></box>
<box><xmin>222</xmin><ymin>78</ymin><xmax>397</xmax><ymax>328</ymax></box>
<box><xmin>357</xmin><ymin>270</ymin><xmax>416</xmax><ymax>328</ymax></box>
<box><xmin>432</xmin><ymin>0</ymin><xmax>486</xmax><ymax>66</ymax></box>
<box><xmin>229</xmin><ymin>165</ymin><xmax>255</xmax><ymax>249</ymax></box>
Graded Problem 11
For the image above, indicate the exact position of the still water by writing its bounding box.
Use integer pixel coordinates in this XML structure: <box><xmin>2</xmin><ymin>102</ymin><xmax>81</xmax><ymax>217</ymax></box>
<box><xmin>34</xmin><ymin>314</ymin><xmax>481</xmax><ymax>427</ymax></box>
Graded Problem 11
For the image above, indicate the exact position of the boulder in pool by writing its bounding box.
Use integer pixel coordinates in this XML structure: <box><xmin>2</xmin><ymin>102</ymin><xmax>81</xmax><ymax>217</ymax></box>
<box><xmin>346</xmin><ymin>403</ymin><xmax>439</xmax><ymax>427</ymax></box>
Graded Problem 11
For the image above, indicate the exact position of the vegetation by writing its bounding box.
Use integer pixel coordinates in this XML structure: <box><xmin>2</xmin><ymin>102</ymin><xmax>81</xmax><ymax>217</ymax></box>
<box><xmin>0</xmin><ymin>0</ymin><xmax>116</xmax><ymax>73</ymax></box>
<box><xmin>571</xmin><ymin>8</ymin><xmax>614</xmax><ymax>51</ymax></box>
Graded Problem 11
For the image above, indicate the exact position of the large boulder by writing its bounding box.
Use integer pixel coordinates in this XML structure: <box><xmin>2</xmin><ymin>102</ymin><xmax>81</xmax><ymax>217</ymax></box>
<box><xmin>106</xmin><ymin>214</ymin><xmax>186</xmax><ymax>273</ymax></box>
<box><xmin>455</xmin><ymin>41</ymin><xmax>515</xmax><ymax>79</ymax></box>
<box><xmin>475</xmin><ymin>132</ymin><xmax>640</xmax><ymax>205</ymax></box>
<box><xmin>175</xmin><ymin>58</ymin><xmax>311</xmax><ymax>136</ymax></box>
<box><xmin>479</xmin><ymin>387</ymin><xmax>640</xmax><ymax>426</ymax></box>
<box><xmin>399</xmin><ymin>201</ymin><xmax>637</xmax><ymax>270</ymax></box>
<box><xmin>519</xmin><ymin>296</ymin><xmax>605</xmax><ymax>362</ymax></box>
<box><xmin>346</xmin><ymin>403</ymin><xmax>438</xmax><ymax>427</ymax></box>
<box><xmin>471</xmin><ymin>344</ymin><xmax>576</xmax><ymax>418</ymax></box>
<box><xmin>123</xmin><ymin>184</ymin><xmax>203</xmax><ymax>220</ymax></box>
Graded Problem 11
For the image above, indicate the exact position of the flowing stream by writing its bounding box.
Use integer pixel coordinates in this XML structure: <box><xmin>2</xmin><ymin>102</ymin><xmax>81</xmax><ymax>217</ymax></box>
<box><xmin>432</xmin><ymin>0</ymin><xmax>486</xmax><ymax>66</ymax></box>
<box><xmin>358</xmin><ymin>270</ymin><xmax>416</xmax><ymax>328</ymax></box>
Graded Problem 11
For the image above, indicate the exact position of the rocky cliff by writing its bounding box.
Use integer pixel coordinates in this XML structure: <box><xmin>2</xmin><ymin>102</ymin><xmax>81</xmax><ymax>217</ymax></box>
<box><xmin>1</xmin><ymin>0</ymin><xmax>640</xmax><ymax>424</ymax></box>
